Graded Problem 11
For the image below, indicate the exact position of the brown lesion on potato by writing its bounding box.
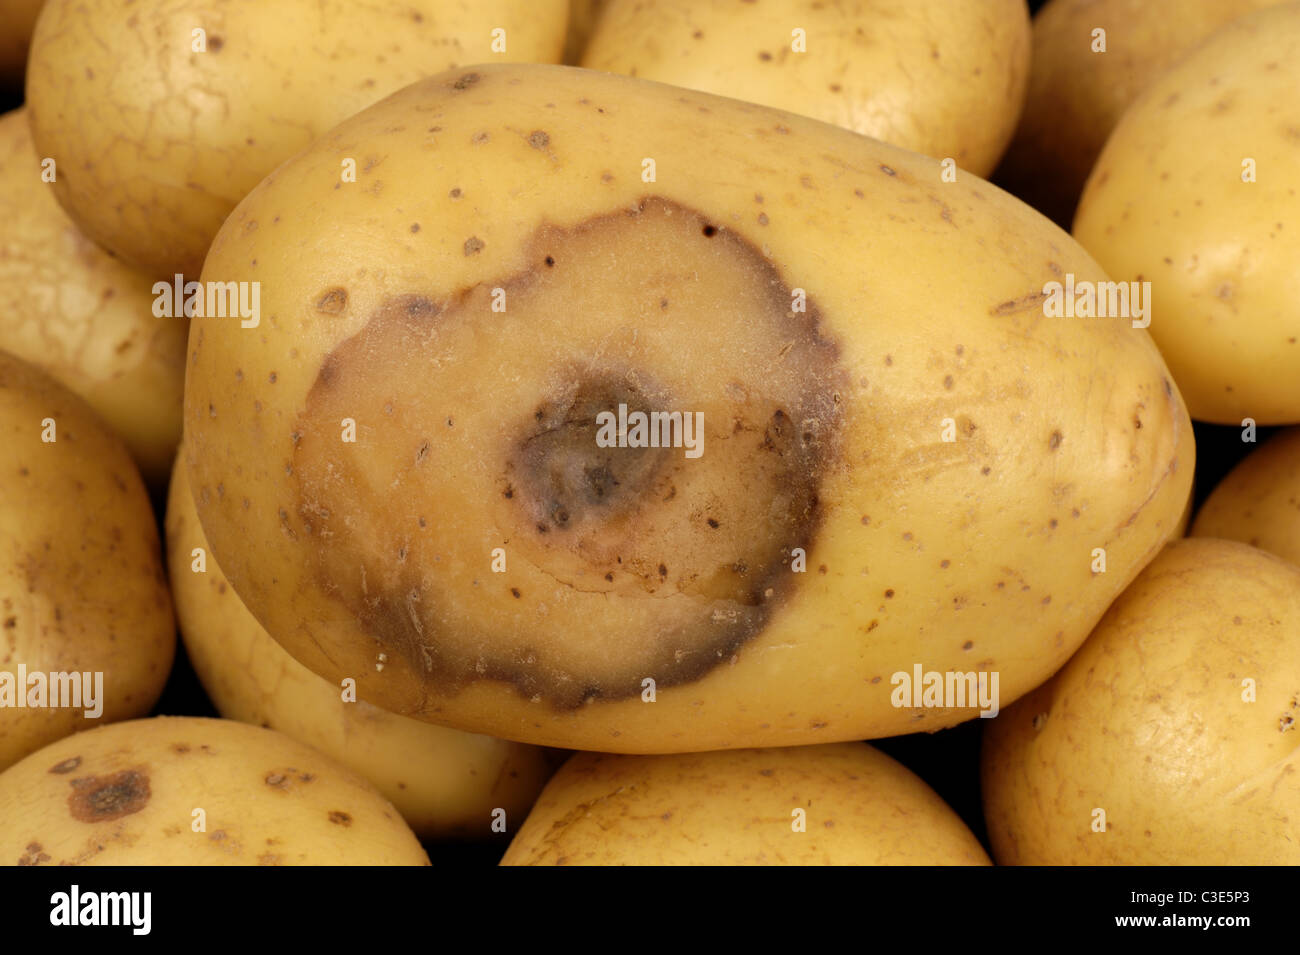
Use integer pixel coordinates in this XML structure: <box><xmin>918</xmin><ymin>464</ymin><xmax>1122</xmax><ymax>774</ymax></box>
<box><xmin>291</xmin><ymin>196</ymin><xmax>849</xmax><ymax>709</ymax></box>
<box><xmin>67</xmin><ymin>768</ymin><xmax>150</xmax><ymax>823</ymax></box>
<box><xmin>48</xmin><ymin>756</ymin><xmax>81</xmax><ymax>774</ymax></box>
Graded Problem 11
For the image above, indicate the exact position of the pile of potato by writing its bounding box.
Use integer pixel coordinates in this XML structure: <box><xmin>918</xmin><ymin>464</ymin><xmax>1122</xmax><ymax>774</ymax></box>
<box><xmin>0</xmin><ymin>0</ymin><xmax>1296</xmax><ymax>866</ymax></box>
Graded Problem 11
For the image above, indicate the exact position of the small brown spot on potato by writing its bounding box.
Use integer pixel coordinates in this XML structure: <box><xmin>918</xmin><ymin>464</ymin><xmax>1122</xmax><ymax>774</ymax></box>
<box><xmin>1049</xmin><ymin>430</ymin><xmax>1063</xmax><ymax>450</ymax></box>
<box><xmin>68</xmin><ymin>769</ymin><xmax>150</xmax><ymax>822</ymax></box>
<box><xmin>451</xmin><ymin>72</ymin><xmax>480</xmax><ymax>90</ymax></box>
<box><xmin>328</xmin><ymin>811</ymin><xmax>353</xmax><ymax>826</ymax></box>
<box><xmin>49</xmin><ymin>756</ymin><xmax>81</xmax><ymax>774</ymax></box>
<box><xmin>464</xmin><ymin>237</ymin><xmax>485</xmax><ymax>255</ymax></box>
<box><xmin>528</xmin><ymin>130</ymin><xmax>550</xmax><ymax>149</ymax></box>
<box><xmin>316</xmin><ymin>288</ymin><xmax>348</xmax><ymax>315</ymax></box>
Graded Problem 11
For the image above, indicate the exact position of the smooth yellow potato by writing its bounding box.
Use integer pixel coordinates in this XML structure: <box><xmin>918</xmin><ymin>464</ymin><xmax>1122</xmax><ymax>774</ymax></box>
<box><xmin>0</xmin><ymin>108</ymin><xmax>185</xmax><ymax>485</ymax></box>
<box><xmin>0</xmin><ymin>716</ymin><xmax>429</xmax><ymax>865</ymax></box>
<box><xmin>581</xmin><ymin>0</ymin><xmax>1031</xmax><ymax>177</ymax></box>
<box><xmin>26</xmin><ymin>0</ymin><xmax>568</xmax><ymax>277</ymax></box>
<box><xmin>185</xmin><ymin>63</ymin><xmax>1192</xmax><ymax>753</ymax></box>
<box><xmin>1192</xmin><ymin>427</ymin><xmax>1300</xmax><ymax>565</ymax></box>
<box><xmin>502</xmin><ymin>743</ymin><xmax>990</xmax><ymax>865</ymax></box>
<box><xmin>0</xmin><ymin>0</ymin><xmax>43</xmax><ymax>89</ymax></box>
<box><xmin>997</xmin><ymin>0</ymin><xmax>1285</xmax><ymax>227</ymax></box>
<box><xmin>983</xmin><ymin>538</ymin><xmax>1300</xmax><ymax>864</ymax></box>
<box><xmin>563</xmin><ymin>0</ymin><xmax>609</xmax><ymax>65</ymax></box>
<box><xmin>0</xmin><ymin>350</ymin><xmax>174</xmax><ymax>772</ymax></box>
<box><xmin>165</xmin><ymin>450</ymin><xmax>556</xmax><ymax>840</ymax></box>
<box><xmin>1073</xmin><ymin>4</ymin><xmax>1300</xmax><ymax>424</ymax></box>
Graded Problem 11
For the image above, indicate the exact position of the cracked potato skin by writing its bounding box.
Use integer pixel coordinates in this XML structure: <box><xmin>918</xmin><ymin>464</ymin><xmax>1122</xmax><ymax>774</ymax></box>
<box><xmin>165</xmin><ymin>451</ymin><xmax>556</xmax><ymax>840</ymax></box>
<box><xmin>581</xmin><ymin>0</ymin><xmax>1031</xmax><ymax>178</ymax></box>
<box><xmin>0</xmin><ymin>716</ymin><xmax>429</xmax><ymax>865</ymax></box>
<box><xmin>24</xmin><ymin>0</ymin><xmax>568</xmax><ymax>276</ymax></box>
<box><xmin>185</xmin><ymin>63</ymin><xmax>1192</xmax><ymax>753</ymax></box>
<box><xmin>0</xmin><ymin>350</ymin><xmax>174</xmax><ymax>772</ymax></box>
<box><xmin>501</xmin><ymin>743</ymin><xmax>991</xmax><ymax>865</ymax></box>
<box><xmin>982</xmin><ymin>538</ymin><xmax>1300</xmax><ymax>865</ymax></box>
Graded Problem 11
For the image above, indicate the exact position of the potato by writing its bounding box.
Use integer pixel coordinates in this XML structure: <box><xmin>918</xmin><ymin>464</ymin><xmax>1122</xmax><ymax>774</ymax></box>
<box><xmin>1191</xmin><ymin>428</ymin><xmax>1300</xmax><ymax>566</ymax></box>
<box><xmin>25</xmin><ymin>0</ymin><xmax>568</xmax><ymax>277</ymax></box>
<box><xmin>501</xmin><ymin>743</ymin><xmax>989</xmax><ymax>865</ymax></box>
<box><xmin>997</xmin><ymin>0</ymin><xmax>1285</xmax><ymax>227</ymax></box>
<box><xmin>0</xmin><ymin>350</ymin><xmax>174</xmax><ymax>771</ymax></box>
<box><xmin>0</xmin><ymin>0</ymin><xmax>43</xmax><ymax>89</ymax></box>
<box><xmin>164</xmin><ymin>449</ymin><xmax>556</xmax><ymax>840</ymax></box>
<box><xmin>0</xmin><ymin>108</ymin><xmax>185</xmax><ymax>485</ymax></box>
<box><xmin>563</xmin><ymin>0</ymin><xmax>609</xmax><ymax>65</ymax></box>
<box><xmin>982</xmin><ymin>538</ymin><xmax>1300</xmax><ymax>864</ymax></box>
<box><xmin>184</xmin><ymin>63</ymin><xmax>1192</xmax><ymax>753</ymax></box>
<box><xmin>1072</xmin><ymin>4</ymin><xmax>1300</xmax><ymax>424</ymax></box>
<box><xmin>0</xmin><ymin>716</ymin><xmax>429</xmax><ymax>864</ymax></box>
<box><xmin>580</xmin><ymin>0</ymin><xmax>1030</xmax><ymax>177</ymax></box>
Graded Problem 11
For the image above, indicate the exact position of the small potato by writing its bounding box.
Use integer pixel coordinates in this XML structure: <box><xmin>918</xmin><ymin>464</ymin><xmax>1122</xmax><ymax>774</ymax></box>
<box><xmin>165</xmin><ymin>450</ymin><xmax>556</xmax><ymax>840</ymax></box>
<box><xmin>0</xmin><ymin>108</ymin><xmax>185</xmax><ymax>485</ymax></box>
<box><xmin>997</xmin><ymin>0</ymin><xmax>1286</xmax><ymax>226</ymax></box>
<box><xmin>0</xmin><ymin>716</ymin><xmax>429</xmax><ymax>865</ymax></box>
<box><xmin>501</xmin><ymin>743</ymin><xmax>990</xmax><ymax>865</ymax></box>
<box><xmin>26</xmin><ymin>0</ymin><xmax>568</xmax><ymax>276</ymax></box>
<box><xmin>983</xmin><ymin>538</ymin><xmax>1300</xmax><ymax>864</ymax></box>
<box><xmin>1191</xmin><ymin>427</ymin><xmax>1300</xmax><ymax>566</ymax></box>
<box><xmin>1072</xmin><ymin>4</ymin><xmax>1300</xmax><ymax>424</ymax></box>
<box><xmin>581</xmin><ymin>0</ymin><xmax>1031</xmax><ymax>177</ymax></box>
<box><xmin>0</xmin><ymin>350</ymin><xmax>174</xmax><ymax>772</ymax></box>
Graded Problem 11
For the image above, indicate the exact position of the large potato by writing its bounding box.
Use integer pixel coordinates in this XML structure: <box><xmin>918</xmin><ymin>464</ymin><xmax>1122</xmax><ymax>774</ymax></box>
<box><xmin>0</xmin><ymin>716</ymin><xmax>429</xmax><ymax>865</ymax></box>
<box><xmin>185</xmin><ymin>63</ymin><xmax>1192</xmax><ymax>753</ymax></box>
<box><xmin>165</xmin><ymin>450</ymin><xmax>556</xmax><ymax>839</ymax></box>
<box><xmin>502</xmin><ymin>743</ymin><xmax>990</xmax><ymax>865</ymax></box>
<box><xmin>983</xmin><ymin>538</ymin><xmax>1300</xmax><ymax>864</ymax></box>
<box><xmin>997</xmin><ymin>0</ymin><xmax>1285</xmax><ymax>227</ymax></box>
<box><xmin>0</xmin><ymin>108</ymin><xmax>185</xmax><ymax>485</ymax></box>
<box><xmin>25</xmin><ymin>0</ymin><xmax>568</xmax><ymax>277</ymax></box>
<box><xmin>581</xmin><ymin>0</ymin><xmax>1030</xmax><ymax>177</ymax></box>
<box><xmin>1191</xmin><ymin>427</ymin><xmax>1300</xmax><ymax>566</ymax></box>
<box><xmin>1072</xmin><ymin>4</ymin><xmax>1300</xmax><ymax>424</ymax></box>
<box><xmin>0</xmin><ymin>350</ymin><xmax>174</xmax><ymax>771</ymax></box>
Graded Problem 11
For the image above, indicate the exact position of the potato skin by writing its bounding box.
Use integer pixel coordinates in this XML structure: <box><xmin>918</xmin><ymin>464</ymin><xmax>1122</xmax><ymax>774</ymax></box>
<box><xmin>502</xmin><ymin>743</ymin><xmax>990</xmax><ymax>865</ymax></box>
<box><xmin>581</xmin><ymin>0</ymin><xmax>1030</xmax><ymax>177</ymax></box>
<box><xmin>0</xmin><ymin>108</ymin><xmax>185</xmax><ymax>485</ymax></box>
<box><xmin>1072</xmin><ymin>4</ymin><xmax>1300</xmax><ymax>424</ymax></box>
<box><xmin>997</xmin><ymin>0</ymin><xmax>1285</xmax><ymax>227</ymax></box>
<box><xmin>1191</xmin><ymin>428</ymin><xmax>1300</xmax><ymax>566</ymax></box>
<box><xmin>983</xmin><ymin>538</ymin><xmax>1300</xmax><ymax>865</ymax></box>
<box><xmin>185</xmin><ymin>63</ymin><xmax>1191</xmax><ymax>753</ymax></box>
<box><xmin>0</xmin><ymin>716</ymin><xmax>429</xmax><ymax>865</ymax></box>
<box><xmin>25</xmin><ymin>0</ymin><xmax>568</xmax><ymax>276</ymax></box>
<box><xmin>0</xmin><ymin>351</ymin><xmax>174</xmax><ymax>772</ymax></box>
<box><xmin>164</xmin><ymin>451</ymin><xmax>556</xmax><ymax>840</ymax></box>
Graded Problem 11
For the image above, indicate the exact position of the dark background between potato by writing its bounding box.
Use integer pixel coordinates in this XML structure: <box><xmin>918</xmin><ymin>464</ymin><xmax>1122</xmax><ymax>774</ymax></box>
<box><xmin>2</xmin><ymin>0</ymin><xmax>1276</xmax><ymax>864</ymax></box>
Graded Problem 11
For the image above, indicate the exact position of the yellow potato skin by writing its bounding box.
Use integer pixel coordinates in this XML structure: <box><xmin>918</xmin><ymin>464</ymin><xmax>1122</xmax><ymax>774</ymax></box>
<box><xmin>25</xmin><ymin>0</ymin><xmax>568</xmax><ymax>277</ymax></box>
<box><xmin>0</xmin><ymin>0</ymin><xmax>44</xmax><ymax>88</ymax></box>
<box><xmin>983</xmin><ymin>538</ymin><xmax>1300</xmax><ymax>865</ymax></box>
<box><xmin>164</xmin><ymin>451</ymin><xmax>556</xmax><ymax>840</ymax></box>
<box><xmin>581</xmin><ymin>0</ymin><xmax>1030</xmax><ymax>177</ymax></box>
<box><xmin>1073</xmin><ymin>5</ymin><xmax>1300</xmax><ymax>424</ymax></box>
<box><xmin>997</xmin><ymin>0</ymin><xmax>1285</xmax><ymax>227</ymax></box>
<box><xmin>185</xmin><ymin>63</ymin><xmax>1191</xmax><ymax>754</ymax></box>
<box><xmin>1192</xmin><ymin>427</ymin><xmax>1300</xmax><ymax>566</ymax></box>
<box><xmin>0</xmin><ymin>108</ymin><xmax>185</xmax><ymax>486</ymax></box>
<box><xmin>0</xmin><ymin>716</ymin><xmax>429</xmax><ymax>865</ymax></box>
<box><xmin>0</xmin><ymin>351</ymin><xmax>174</xmax><ymax>772</ymax></box>
<box><xmin>501</xmin><ymin>743</ymin><xmax>990</xmax><ymax>865</ymax></box>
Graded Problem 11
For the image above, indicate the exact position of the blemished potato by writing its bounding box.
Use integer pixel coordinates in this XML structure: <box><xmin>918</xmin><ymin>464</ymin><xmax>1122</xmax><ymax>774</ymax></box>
<box><xmin>983</xmin><ymin>538</ymin><xmax>1300</xmax><ymax>865</ymax></box>
<box><xmin>164</xmin><ymin>450</ymin><xmax>557</xmax><ymax>840</ymax></box>
<box><xmin>0</xmin><ymin>350</ymin><xmax>174</xmax><ymax>772</ymax></box>
<box><xmin>580</xmin><ymin>0</ymin><xmax>1031</xmax><ymax>177</ymax></box>
<box><xmin>1192</xmin><ymin>427</ymin><xmax>1300</xmax><ymax>566</ymax></box>
<box><xmin>501</xmin><ymin>743</ymin><xmax>990</xmax><ymax>865</ymax></box>
<box><xmin>0</xmin><ymin>0</ymin><xmax>44</xmax><ymax>89</ymax></box>
<box><xmin>25</xmin><ymin>0</ymin><xmax>568</xmax><ymax>277</ymax></box>
<box><xmin>184</xmin><ymin>63</ymin><xmax>1192</xmax><ymax>754</ymax></box>
<box><xmin>0</xmin><ymin>108</ymin><xmax>185</xmax><ymax>485</ymax></box>
<box><xmin>996</xmin><ymin>0</ymin><xmax>1286</xmax><ymax>227</ymax></box>
<box><xmin>0</xmin><ymin>716</ymin><xmax>429</xmax><ymax>865</ymax></box>
<box><xmin>1072</xmin><ymin>4</ymin><xmax>1300</xmax><ymax>425</ymax></box>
